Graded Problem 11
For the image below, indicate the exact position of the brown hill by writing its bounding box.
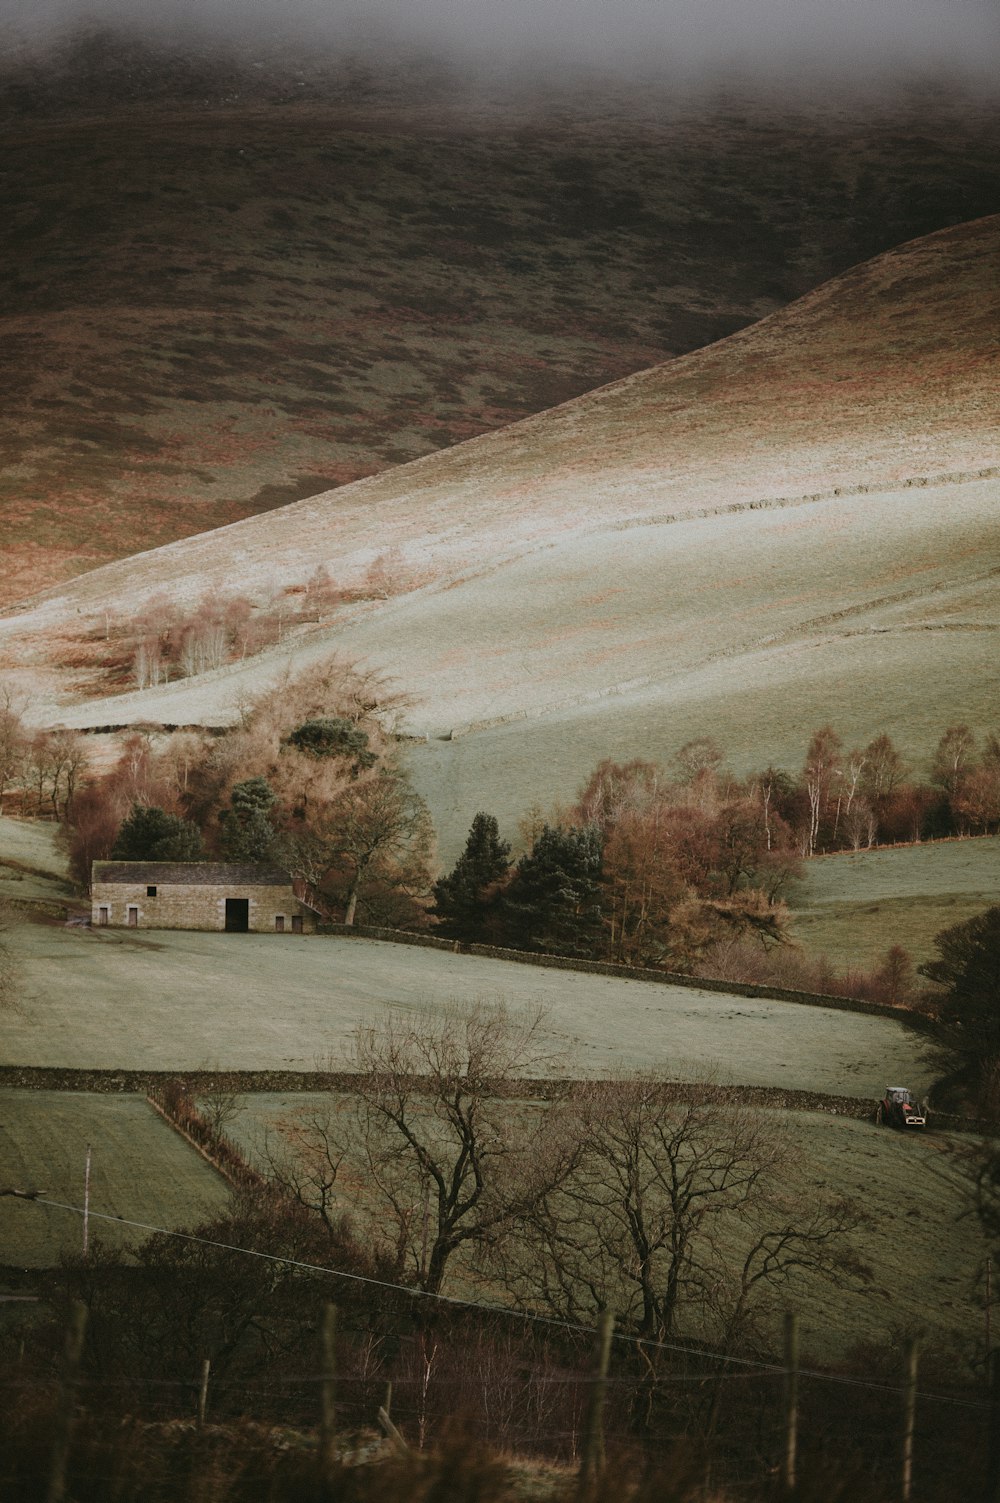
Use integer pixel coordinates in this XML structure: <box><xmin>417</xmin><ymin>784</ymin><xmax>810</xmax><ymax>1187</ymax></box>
<box><xmin>3</xmin><ymin>59</ymin><xmax>1000</xmax><ymax>606</ymax></box>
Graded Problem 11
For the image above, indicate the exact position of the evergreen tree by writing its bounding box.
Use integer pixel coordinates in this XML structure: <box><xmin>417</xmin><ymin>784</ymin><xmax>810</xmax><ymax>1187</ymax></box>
<box><xmin>432</xmin><ymin>812</ymin><xmax>511</xmax><ymax>941</ymax></box>
<box><xmin>111</xmin><ymin>804</ymin><xmax>205</xmax><ymax>862</ymax></box>
<box><xmin>220</xmin><ymin>777</ymin><xmax>278</xmax><ymax>863</ymax></box>
<box><xmin>502</xmin><ymin>824</ymin><xmax>603</xmax><ymax>957</ymax></box>
<box><xmin>920</xmin><ymin>905</ymin><xmax>1000</xmax><ymax>1071</ymax></box>
<box><xmin>286</xmin><ymin>717</ymin><xmax>377</xmax><ymax>770</ymax></box>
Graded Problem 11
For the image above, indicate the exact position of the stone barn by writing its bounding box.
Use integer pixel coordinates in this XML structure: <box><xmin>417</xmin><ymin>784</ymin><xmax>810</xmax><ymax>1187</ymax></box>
<box><xmin>90</xmin><ymin>862</ymin><xmax>322</xmax><ymax>933</ymax></box>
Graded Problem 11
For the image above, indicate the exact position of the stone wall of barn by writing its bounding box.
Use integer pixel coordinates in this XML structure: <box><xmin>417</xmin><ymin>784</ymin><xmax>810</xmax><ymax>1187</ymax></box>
<box><xmin>90</xmin><ymin>881</ymin><xmax>316</xmax><ymax>933</ymax></box>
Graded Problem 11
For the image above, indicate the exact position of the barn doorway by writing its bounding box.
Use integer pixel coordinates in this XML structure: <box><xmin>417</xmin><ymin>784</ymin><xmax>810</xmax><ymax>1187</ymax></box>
<box><xmin>225</xmin><ymin>898</ymin><xmax>250</xmax><ymax>932</ymax></box>
<box><xmin>127</xmin><ymin>906</ymin><xmax>138</xmax><ymax>927</ymax></box>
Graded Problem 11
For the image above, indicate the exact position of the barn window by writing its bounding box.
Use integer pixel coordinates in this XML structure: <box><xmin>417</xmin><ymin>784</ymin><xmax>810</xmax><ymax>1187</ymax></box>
<box><xmin>147</xmin><ymin>885</ymin><xmax>157</xmax><ymax>897</ymax></box>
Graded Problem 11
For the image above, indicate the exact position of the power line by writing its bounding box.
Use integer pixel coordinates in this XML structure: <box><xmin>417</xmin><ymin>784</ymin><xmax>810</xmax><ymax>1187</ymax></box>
<box><xmin>24</xmin><ymin>1196</ymin><xmax>990</xmax><ymax>1411</ymax></box>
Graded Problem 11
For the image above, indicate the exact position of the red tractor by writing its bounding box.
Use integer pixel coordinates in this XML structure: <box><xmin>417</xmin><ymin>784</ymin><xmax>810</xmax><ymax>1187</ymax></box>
<box><xmin>876</xmin><ymin>1085</ymin><xmax>928</xmax><ymax>1129</ymax></box>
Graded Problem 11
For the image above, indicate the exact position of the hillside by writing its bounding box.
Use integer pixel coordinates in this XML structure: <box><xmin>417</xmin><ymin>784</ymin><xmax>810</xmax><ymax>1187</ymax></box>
<box><xmin>3</xmin><ymin>214</ymin><xmax>998</xmax><ymax>851</ymax></box>
<box><xmin>3</xmin><ymin>42</ymin><xmax>1000</xmax><ymax>604</ymax></box>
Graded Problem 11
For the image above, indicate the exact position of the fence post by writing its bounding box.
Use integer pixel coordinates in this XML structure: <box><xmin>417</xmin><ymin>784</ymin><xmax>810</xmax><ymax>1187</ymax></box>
<box><xmin>319</xmin><ymin>1303</ymin><xmax>337</xmax><ymax>1487</ymax></box>
<box><xmin>45</xmin><ymin>1300</ymin><xmax>88</xmax><ymax>1503</ymax></box>
<box><xmin>900</xmin><ymin>1338</ymin><xmax>918</xmax><ymax>1503</ymax></box>
<box><xmin>987</xmin><ymin>1348</ymin><xmax>1000</xmax><ymax>1502</ymax></box>
<box><xmin>197</xmin><ymin>1358</ymin><xmax>211</xmax><ymax>1429</ymax></box>
<box><xmin>781</xmin><ymin>1311</ymin><xmax>799</xmax><ymax>1499</ymax></box>
<box><xmin>578</xmin><ymin>1309</ymin><xmax>614</xmax><ymax>1496</ymax></box>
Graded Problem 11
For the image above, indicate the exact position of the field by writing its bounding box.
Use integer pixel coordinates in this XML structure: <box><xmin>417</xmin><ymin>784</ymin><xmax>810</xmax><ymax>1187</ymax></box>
<box><xmin>789</xmin><ymin>837</ymin><xmax>1000</xmax><ymax>966</ymax></box>
<box><xmin>2</xmin><ymin>923</ymin><xmax>935</xmax><ymax>1092</ymax></box>
<box><xmin>0</xmin><ymin>1090</ymin><xmax>230</xmax><ymax>1266</ymax></box>
<box><xmin>224</xmin><ymin>1092</ymin><xmax>985</xmax><ymax>1362</ymax></box>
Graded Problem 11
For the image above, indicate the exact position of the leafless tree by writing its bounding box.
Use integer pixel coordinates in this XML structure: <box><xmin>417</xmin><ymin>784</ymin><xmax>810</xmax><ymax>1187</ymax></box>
<box><xmin>0</xmin><ymin>685</ymin><xmax>27</xmax><ymax>815</ymax></box>
<box><xmin>268</xmin><ymin>1003</ymin><xmax>573</xmax><ymax>1295</ymax></box>
<box><xmin>515</xmin><ymin>1078</ymin><xmax>866</xmax><ymax>1353</ymax></box>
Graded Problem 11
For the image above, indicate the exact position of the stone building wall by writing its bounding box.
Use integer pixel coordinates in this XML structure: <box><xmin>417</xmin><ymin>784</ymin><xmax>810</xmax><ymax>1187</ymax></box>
<box><xmin>91</xmin><ymin>880</ymin><xmax>316</xmax><ymax>933</ymax></box>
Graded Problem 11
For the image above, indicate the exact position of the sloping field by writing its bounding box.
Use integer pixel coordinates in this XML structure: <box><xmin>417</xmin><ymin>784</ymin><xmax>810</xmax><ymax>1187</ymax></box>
<box><xmin>0</xmin><ymin>1090</ymin><xmax>229</xmax><ymax>1266</ymax></box>
<box><xmin>789</xmin><ymin>837</ymin><xmax>1000</xmax><ymax>967</ymax></box>
<box><xmin>225</xmin><ymin>1094</ymin><xmax>985</xmax><ymax>1360</ymax></box>
<box><xmin>4</xmin><ymin>218</ymin><xmax>998</xmax><ymax>853</ymax></box>
<box><xmin>1</xmin><ymin>926</ymin><xmax>935</xmax><ymax>1094</ymax></box>
<box><xmin>4</xmin><ymin>62</ymin><xmax>999</xmax><ymax>604</ymax></box>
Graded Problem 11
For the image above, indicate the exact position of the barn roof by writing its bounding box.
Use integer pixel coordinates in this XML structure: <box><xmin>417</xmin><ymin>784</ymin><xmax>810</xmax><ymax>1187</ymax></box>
<box><xmin>92</xmin><ymin>862</ymin><xmax>295</xmax><ymax>886</ymax></box>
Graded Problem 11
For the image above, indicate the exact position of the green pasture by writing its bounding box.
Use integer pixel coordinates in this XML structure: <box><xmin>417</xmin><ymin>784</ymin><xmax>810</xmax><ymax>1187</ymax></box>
<box><xmin>224</xmin><ymin>1091</ymin><xmax>985</xmax><ymax>1364</ymax></box>
<box><xmin>0</xmin><ymin>1091</ymin><xmax>229</xmax><ymax>1267</ymax></box>
<box><xmin>2</xmin><ymin>919</ymin><xmax>936</xmax><ymax>1095</ymax></box>
<box><xmin>789</xmin><ymin>837</ymin><xmax>1000</xmax><ymax>966</ymax></box>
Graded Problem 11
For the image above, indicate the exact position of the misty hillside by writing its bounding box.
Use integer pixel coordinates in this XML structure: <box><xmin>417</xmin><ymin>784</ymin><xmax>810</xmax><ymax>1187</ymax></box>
<box><xmin>4</xmin><ymin>214</ymin><xmax>997</xmax><ymax>852</ymax></box>
<box><xmin>2</xmin><ymin>29</ymin><xmax>1000</xmax><ymax>604</ymax></box>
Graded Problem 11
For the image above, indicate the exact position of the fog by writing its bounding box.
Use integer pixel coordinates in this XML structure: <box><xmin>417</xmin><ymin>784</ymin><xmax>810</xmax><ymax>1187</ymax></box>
<box><xmin>5</xmin><ymin>0</ymin><xmax>999</xmax><ymax>85</ymax></box>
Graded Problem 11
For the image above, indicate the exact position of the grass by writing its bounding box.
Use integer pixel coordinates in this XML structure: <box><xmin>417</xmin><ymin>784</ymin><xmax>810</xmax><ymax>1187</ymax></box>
<box><xmin>0</xmin><ymin>1090</ymin><xmax>230</xmax><ymax>1266</ymax></box>
<box><xmin>2</xmin><ymin>923</ymin><xmax>936</xmax><ymax>1094</ymax></box>
<box><xmin>788</xmin><ymin>837</ymin><xmax>1000</xmax><ymax>966</ymax></box>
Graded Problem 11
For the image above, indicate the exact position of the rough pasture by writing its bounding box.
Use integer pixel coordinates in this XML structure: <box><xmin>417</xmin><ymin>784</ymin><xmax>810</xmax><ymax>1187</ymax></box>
<box><xmin>0</xmin><ymin>1090</ymin><xmax>229</xmax><ymax>1266</ymax></box>
<box><xmin>789</xmin><ymin>837</ymin><xmax>1000</xmax><ymax>965</ymax></box>
<box><xmin>4</xmin><ymin>80</ymin><xmax>999</xmax><ymax>605</ymax></box>
<box><xmin>2</xmin><ymin>926</ymin><xmax>936</xmax><ymax>1094</ymax></box>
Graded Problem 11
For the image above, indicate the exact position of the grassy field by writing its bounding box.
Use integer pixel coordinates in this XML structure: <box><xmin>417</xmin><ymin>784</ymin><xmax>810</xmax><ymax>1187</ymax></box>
<box><xmin>2</xmin><ymin>923</ymin><xmax>936</xmax><ymax>1094</ymax></box>
<box><xmin>0</xmin><ymin>1090</ymin><xmax>230</xmax><ymax>1266</ymax></box>
<box><xmin>789</xmin><ymin>837</ymin><xmax>1000</xmax><ymax>967</ymax></box>
<box><xmin>223</xmin><ymin>1092</ymin><xmax>985</xmax><ymax>1363</ymax></box>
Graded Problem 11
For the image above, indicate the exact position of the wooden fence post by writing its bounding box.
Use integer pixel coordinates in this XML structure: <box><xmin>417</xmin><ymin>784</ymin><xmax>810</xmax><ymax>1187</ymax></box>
<box><xmin>45</xmin><ymin>1300</ymin><xmax>88</xmax><ymax>1503</ymax></box>
<box><xmin>900</xmin><ymin>1338</ymin><xmax>918</xmax><ymax>1503</ymax></box>
<box><xmin>578</xmin><ymin>1309</ymin><xmax>614</xmax><ymax>1496</ymax></box>
<box><xmin>319</xmin><ymin>1303</ymin><xmax>337</xmax><ymax>1487</ymax></box>
<box><xmin>781</xmin><ymin>1311</ymin><xmax>799</xmax><ymax>1499</ymax></box>
<box><xmin>987</xmin><ymin>1348</ymin><xmax>1000</xmax><ymax>1502</ymax></box>
<box><xmin>197</xmin><ymin>1358</ymin><xmax>211</xmax><ymax>1429</ymax></box>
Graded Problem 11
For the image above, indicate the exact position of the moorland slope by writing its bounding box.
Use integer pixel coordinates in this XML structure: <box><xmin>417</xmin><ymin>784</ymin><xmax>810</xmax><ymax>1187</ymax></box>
<box><xmin>4</xmin><ymin>214</ymin><xmax>998</xmax><ymax>850</ymax></box>
<box><xmin>3</xmin><ymin>38</ymin><xmax>1000</xmax><ymax>603</ymax></box>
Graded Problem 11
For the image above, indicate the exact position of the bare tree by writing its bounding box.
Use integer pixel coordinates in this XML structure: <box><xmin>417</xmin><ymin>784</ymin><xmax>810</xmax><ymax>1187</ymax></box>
<box><xmin>517</xmin><ymin>1078</ymin><xmax>865</xmax><ymax>1352</ymax></box>
<box><xmin>270</xmin><ymin>1003</ymin><xmax>573</xmax><ymax>1295</ymax></box>
<box><xmin>0</xmin><ymin>684</ymin><xmax>27</xmax><ymax>816</ymax></box>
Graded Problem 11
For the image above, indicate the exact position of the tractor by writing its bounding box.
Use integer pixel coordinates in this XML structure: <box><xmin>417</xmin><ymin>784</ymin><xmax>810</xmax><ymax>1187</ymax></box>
<box><xmin>876</xmin><ymin>1085</ymin><xmax>928</xmax><ymax>1129</ymax></box>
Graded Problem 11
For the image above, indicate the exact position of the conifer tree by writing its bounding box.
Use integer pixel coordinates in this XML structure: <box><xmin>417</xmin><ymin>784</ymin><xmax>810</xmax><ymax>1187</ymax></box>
<box><xmin>502</xmin><ymin>824</ymin><xmax>603</xmax><ymax>957</ymax></box>
<box><xmin>432</xmin><ymin>812</ymin><xmax>511</xmax><ymax>942</ymax></box>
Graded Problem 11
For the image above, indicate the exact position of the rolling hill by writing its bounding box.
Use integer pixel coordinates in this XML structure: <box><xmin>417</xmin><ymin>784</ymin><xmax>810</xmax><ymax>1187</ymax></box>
<box><xmin>2</xmin><ymin>212</ymin><xmax>997</xmax><ymax>853</ymax></box>
<box><xmin>3</xmin><ymin>37</ymin><xmax>1000</xmax><ymax>605</ymax></box>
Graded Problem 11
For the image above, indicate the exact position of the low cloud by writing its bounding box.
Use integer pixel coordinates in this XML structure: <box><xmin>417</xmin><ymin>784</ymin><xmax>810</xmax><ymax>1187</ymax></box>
<box><xmin>7</xmin><ymin>0</ymin><xmax>1000</xmax><ymax>83</ymax></box>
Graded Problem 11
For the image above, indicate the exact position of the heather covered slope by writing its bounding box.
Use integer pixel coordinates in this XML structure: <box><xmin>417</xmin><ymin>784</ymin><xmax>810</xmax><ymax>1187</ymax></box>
<box><xmin>3</xmin><ymin>51</ymin><xmax>1000</xmax><ymax>605</ymax></box>
<box><xmin>4</xmin><ymin>217</ymin><xmax>998</xmax><ymax>851</ymax></box>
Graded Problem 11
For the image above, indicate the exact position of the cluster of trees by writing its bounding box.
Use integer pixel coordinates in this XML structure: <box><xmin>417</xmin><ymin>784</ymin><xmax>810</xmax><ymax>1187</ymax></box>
<box><xmin>120</xmin><ymin>555</ymin><xmax>424</xmax><ymax>690</ymax></box>
<box><xmin>0</xmin><ymin>688</ymin><xmax>88</xmax><ymax>823</ymax></box>
<box><xmin>796</xmin><ymin>722</ymin><xmax>1000</xmax><ymax>851</ymax></box>
<box><xmin>434</xmin><ymin>747</ymin><xmax>801</xmax><ymax>971</ymax></box>
<box><xmin>66</xmin><ymin>661</ymin><xmax>436</xmax><ymax>927</ymax></box>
